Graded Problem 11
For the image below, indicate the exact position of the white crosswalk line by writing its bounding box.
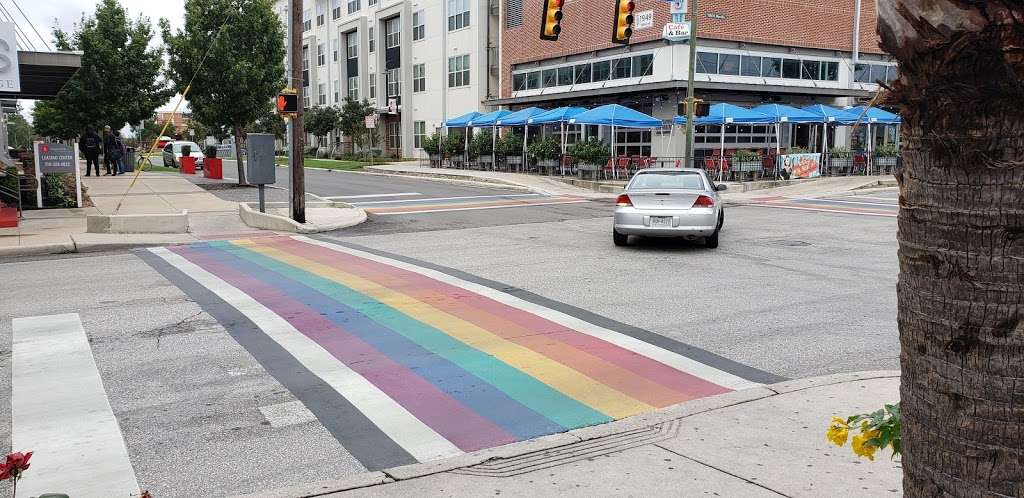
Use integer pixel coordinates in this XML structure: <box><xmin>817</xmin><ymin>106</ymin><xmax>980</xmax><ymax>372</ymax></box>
<box><xmin>12</xmin><ymin>313</ymin><xmax>140</xmax><ymax>498</ymax></box>
<box><xmin>326</xmin><ymin>192</ymin><xmax>422</xmax><ymax>199</ymax></box>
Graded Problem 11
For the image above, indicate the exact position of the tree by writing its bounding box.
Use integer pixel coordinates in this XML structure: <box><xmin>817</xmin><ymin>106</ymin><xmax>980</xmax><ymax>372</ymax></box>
<box><xmin>6</xmin><ymin>112</ymin><xmax>32</xmax><ymax>149</ymax></box>
<box><xmin>877</xmin><ymin>2</ymin><xmax>1024</xmax><ymax>496</ymax></box>
<box><xmin>247</xmin><ymin>105</ymin><xmax>286</xmax><ymax>140</ymax></box>
<box><xmin>162</xmin><ymin>0</ymin><xmax>285</xmax><ymax>184</ymax></box>
<box><xmin>45</xmin><ymin>0</ymin><xmax>170</xmax><ymax>133</ymax></box>
<box><xmin>305</xmin><ymin>106</ymin><xmax>340</xmax><ymax>150</ymax></box>
<box><xmin>337</xmin><ymin>97</ymin><xmax>375</xmax><ymax>152</ymax></box>
<box><xmin>131</xmin><ymin>118</ymin><xmax>164</xmax><ymax>148</ymax></box>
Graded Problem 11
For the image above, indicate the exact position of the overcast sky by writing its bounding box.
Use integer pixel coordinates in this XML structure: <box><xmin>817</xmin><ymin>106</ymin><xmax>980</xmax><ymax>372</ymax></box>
<box><xmin>19</xmin><ymin>0</ymin><xmax>188</xmax><ymax>123</ymax></box>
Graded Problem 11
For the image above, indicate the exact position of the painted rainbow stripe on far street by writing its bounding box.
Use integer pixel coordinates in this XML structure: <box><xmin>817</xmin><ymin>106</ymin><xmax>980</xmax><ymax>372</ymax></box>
<box><xmin>149</xmin><ymin>236</ymin><xmax>758</xmax><ymax>463</ymax></box>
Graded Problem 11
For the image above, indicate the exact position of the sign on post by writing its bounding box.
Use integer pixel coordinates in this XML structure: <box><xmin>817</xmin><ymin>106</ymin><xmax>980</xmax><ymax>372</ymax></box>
<box><xmin>364</xmin><ymin>114</ymin><xmax>378</xmax><ymax>129</ymax></box>
<box><xmin>34</xmin><ymin>142</ymin><xmax>82</xmax><ymax>208</ymax></box>
<box><xmin>634</xmin><ymin>10</ymin><xmax>654</xmax><ymax>30</ymax></box>
<box><xmin>0</xmin><ymin>23</ymin><xmax>20</xmax><ymax>92</ymax></box>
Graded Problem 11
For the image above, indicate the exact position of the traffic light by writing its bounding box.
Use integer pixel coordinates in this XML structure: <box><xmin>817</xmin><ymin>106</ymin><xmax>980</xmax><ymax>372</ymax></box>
<box><xmin>612</xmin><ymin>0</ymin><xmax>635</xmax><ymax>44</ymax></box>
<box><xmin>540</xmin><ymin>0</ymin><xmax>564</xmax><ymax>41</ymax></box>
<box><xmin>277</xmin><ymin>88</ymin><xmax>298</xmax><ymax>117</ymax></box>
<box><xmin>678</xmin><ymin>99</ymin><xmax>711</xmax><ymax>117</ymax></box>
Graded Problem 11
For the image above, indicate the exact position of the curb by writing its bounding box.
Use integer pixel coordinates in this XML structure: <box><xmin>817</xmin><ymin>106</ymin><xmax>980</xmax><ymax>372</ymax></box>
<box><xmin>239</xmin><ymin>202</ymin><xmax>368</xmax><ymax>233</ymax></box>
<box><xmin>239</xmin><ymin>370</ymin><xmax>900</xmax><ymax>498</ymax></box>
<box><xmin>0</xmin><ymin>241</ymin><xmax>76</xmax><ymax>258</ymax></box>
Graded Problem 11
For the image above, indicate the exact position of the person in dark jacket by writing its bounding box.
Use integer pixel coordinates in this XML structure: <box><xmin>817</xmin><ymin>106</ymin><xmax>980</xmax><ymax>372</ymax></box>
<box><xmin>110</xmin><ymin>131</ymin><xmax>126</xmax><ymax>175</ymax></box>
<box><xmin>79</xmin><ymin>127</ymin><xmax>102</xmax><ymax>176</ymax></box>
<box><xmin>102</xmin><ymin>125</ymin><xmax>116</xmax><ymax>175</ymax></box>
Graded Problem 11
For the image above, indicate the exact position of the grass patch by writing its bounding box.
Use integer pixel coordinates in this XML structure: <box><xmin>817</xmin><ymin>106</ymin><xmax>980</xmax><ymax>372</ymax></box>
<box><xmin>274</xmin><ymin>156</ymin><xmax>366</xmax><ymax>171</ymax></box>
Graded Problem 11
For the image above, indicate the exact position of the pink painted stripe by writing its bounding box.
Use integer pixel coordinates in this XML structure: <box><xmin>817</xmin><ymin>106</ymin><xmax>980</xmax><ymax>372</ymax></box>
<box><xmin>265</xmin><ymin>237</ymin><xmax>731</xmax><ymax>400</ymax></box>
<box><xmin>170</xmin><ymin>245</ymin><xmax>517</xmax><ymax>452</ymax></box>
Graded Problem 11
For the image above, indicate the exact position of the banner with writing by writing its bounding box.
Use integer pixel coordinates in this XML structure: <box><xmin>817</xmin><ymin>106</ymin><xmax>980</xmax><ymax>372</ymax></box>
<box><xmin>779</xmin><ymin>153</ymin><xmax>821</xmax><ymax>179</ymax></box>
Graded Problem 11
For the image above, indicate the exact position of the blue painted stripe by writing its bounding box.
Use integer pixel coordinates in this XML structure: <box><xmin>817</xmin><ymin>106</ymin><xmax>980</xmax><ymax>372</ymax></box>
<box><xmin>194</xmin><ymin>242</ymin><xmax>583</xmax><ymax>439</ymax></box>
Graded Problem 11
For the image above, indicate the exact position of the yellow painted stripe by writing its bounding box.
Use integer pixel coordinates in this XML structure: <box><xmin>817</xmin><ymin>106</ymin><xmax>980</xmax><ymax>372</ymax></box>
<box><xmin>234</xmin><ymin>239</ymin><xmax>653</xmax><ymax>419</ymax></box>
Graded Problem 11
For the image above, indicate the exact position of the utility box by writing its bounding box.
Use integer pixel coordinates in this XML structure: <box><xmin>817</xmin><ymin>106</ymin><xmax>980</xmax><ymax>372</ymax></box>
<box><xmin>246</xmin><ymin>133</ymin><xmax>276</xmax><ymax>185</ymax></box>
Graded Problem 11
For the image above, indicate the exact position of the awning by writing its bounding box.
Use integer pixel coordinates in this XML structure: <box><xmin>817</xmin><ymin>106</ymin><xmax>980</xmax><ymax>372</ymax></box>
<box><xmin>467</xmin><ymin>109</ymin><xmax>513</xmax><ymax>127</ymax></box>
<box><xmin>569</xmin><ymin>104</ymin><xmax>662</xmax><ymax>128</ymax></box>
<box><xmin>801</xmin><ymin>104</ymin><xmax>860</xmax><ymax>125</ymax></box>
<box><xmin>495</xmin><ymin>107</ymin><xmax>547</xmax><ymax>126</ymax></box>
<box><xmin>527</xmin><ymin>106</ymin><xmax>588</xmax><ymax>125</ymax></box>
<box><xmin>750</xmin><ymin>103</ymin><xmax>821</xmax><ymax>124</ymax></box>
<box><xmin>673</xmin><ymin>103</ymin><xmax>773</xmax><ymax>125</ymax></box>
<box><xmin>443</xmin><ymin>111</ymin><xmax>482</xmax><ymax>127</ymax></box>
<box><xmin>0</xmin><ymin>51</ymin><xmax>82</xmax><ymax>100</ymax></box>
<box><xmin>844</xmin><ymin>106</ymin><xmax>901</xmax><ymax>124</ymax></box>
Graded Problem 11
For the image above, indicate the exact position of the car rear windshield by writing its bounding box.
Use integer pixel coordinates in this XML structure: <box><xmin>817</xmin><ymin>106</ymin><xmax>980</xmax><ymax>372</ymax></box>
<box><xmin>629</xmin><ymin>172</ymin><xmax>704</xmax><ymax>190</ymax></box>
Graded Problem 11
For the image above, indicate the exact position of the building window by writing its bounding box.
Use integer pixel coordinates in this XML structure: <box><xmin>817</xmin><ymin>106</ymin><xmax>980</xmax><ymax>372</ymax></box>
<box><xmin>718</xmin><ymin>54</ymin><xmax>739</xmax><ymax>75</ymax></box>
<box><xmin>333</xmin><ymin>79</ymin><xmax>340</xmax><ymax>103</ymax></box>
<box><xmin>332</xmin><ymin>0</ymin><xmax>341</xmax><ymax>19</ymax></box>
<box><xmin>413</xmin><ymin>10</ymin><xmax>425</xmax><ymax>41</ymax></box>
<box><xmin>414</xmin><ymin>121</ymin><xmax>426</xmax><ymax>148</ymax></box>
<box><xmin>316</xmin><ymin>0</ymin><xmax>325</xmax><ymax>26</ymax></box>
<box><xmin>696</xmin><ymin>52</ymin><xmax>717</xmax><ymax>74</ymax></box>
<box><xmin>368</xmin><ymin>27</ymin><xmax>375</xmax><ymax>53</ymax></box>
<box><xmin>303</xmin><ymin>91</ymin><xmax>310</xmax><ymax>108</ymax></box>
<box><xmin>512</xmin><ymin>73</ymin><xmax>526</xmax><ymax>91</ymax></box>
<box><xmin>347</xmin><ymin>0</ymin><xmax>360</xmax><ymax>14</ymax></box>
<box><xmin>368</xmin><ymin>0</ymin><xmax>376</xmax><ymax>5</ymax></box>
<box><xmin>526</xmin><ymin>71</ymin><xmax>540</xmax><ymax>89</ymax></box>
<box><xmin>870</xmin><ymin>64</ymin><xmax>888</xmax><ymax>84</ymax></box>
<box><xmin>346</xmin><ymin>34</ymin><xmax>358</xmax><ymax>59</ymax></box>
<box><xmin>332</xmin><ymin>38</ymin><xmax>340</xmax><ymax>62</ymax></box>
<box><xmin>614</xmin><ymin>128</ymin><xmax>652</xmax><ymax>157</ymax></box>
<box><xmin>448</xmin><ymin>54</ymin><xmax>469</xmax><ymax>88</ymax></box>
<box><xmin>632</xmin><ymin>54</ymin><xmax>653</xmax><ymax>77</ymax></box>
<box><xmin>762</xmin><ymin>58</ymin><xmax>782</xmax><ymax>78</ymax></box>
<box><xmin>557</xmin><ymin>66</ymin><xmax>573</xmax><ymax>86</ymax></box>
<box><xmin>385</xmin><ymin>17</ymin><xmax>401</xmax><ymax>48</ymax></box>
<box><xmin>823</xmin><ymin>61</ymin><xmax>840</xmax><ymax>81</ymax></box>
<box><xmin>574</xmin><ymin>63</ymin><xmax>592</xmax><ymax>84</ymax></box>
<box><xmin>506</xmin><ymin>0</ymin><xmax>523</xmax><ymax>29</ymax></box>
<box><xmin>301</xmin><ymin>45</ymin><xmax>309</xmax><ymax>71</ymax></box>
<box><xmin>388</xmin><ymin>121</ymin><xmax>401</xmax><ymax>149</ymax></box>
<box><xmin>386</xmin><ymin>68</ymin><xmax>401</xmax><ymax>97</ymax></box>
<box><xmin>413</xmin><ymin>63</ymin><xmax>426</xmax><ymax>92</ymax></box>
<box><xmin>782</xmin><ymin>59</ymin><xmax>801</xmax><ymax>79</ymax></box>
<box><xmin>448</xmin><ymin>0</ymin><xmax>470</xmax><ymax>31</ymax></box>
<box><xmin>800</xmin><ymin>60</ymin><xmax>820</xmax><ymax>80</ymax></box>
<box><xmin>369</xmin><ymin>73</ymin><xmax>376</xmax><ymax>99</ymax></box>
<box><xmin>348</xmin><ymin>76</ymin><xmax>359</xmax><ymax>99</ymax></box>
<box><xmin>740</xmin><ymin>55</ymin><xmax>761</xmax><ymax>77</ymax></box>
<box><xmin>612</xmin><ymin>57</ymin><xmax>632</xmax><ymax>79</ymax></box>
<box><xmin>318</xmin><ymin>83</ymin><xmax>327</xmax><ymax>105</ymax></box>
<box><xmin>302</xmin><ymin>9</ymin><xmax>311</xmax><ymax>31</ymax></box>
<box><xmin>317</xmin><ymin>43</ymin><xmax>326</xmax><ymax>66</ymax></box>
<box><xmin>541</xmin><ymin>68</ymin><xmax>556</xmax><ymax>87</ymax></box>
<box><xmin>591</xmin><ymin>60</ymin><xmax>610</xmax><ymax>81</ymax></box>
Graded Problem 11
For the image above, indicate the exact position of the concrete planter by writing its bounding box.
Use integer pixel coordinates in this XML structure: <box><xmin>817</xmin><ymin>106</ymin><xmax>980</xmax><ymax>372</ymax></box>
<box><xmin>537</xmin><ymin>159</ymin><xmax>559</xmax><ymax>175</ymax></box>
<box><xmin>180</xmin><ymin>156</ymin><xmax>196</xmax><ymax>175</ymax></box>
<box><xmin>203</xmin><ymin>158</ymin><xmax>223</xmax><ymax>179</ymax></box>
<box><xmin>874</xmin><ymin>156</ymin><xmax>897</xmax><ymax>167</ymax></box>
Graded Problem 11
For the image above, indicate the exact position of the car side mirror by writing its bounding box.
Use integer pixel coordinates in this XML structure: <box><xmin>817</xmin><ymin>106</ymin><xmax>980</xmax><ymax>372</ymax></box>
<box><xmin>716</xmin><ymin>184</ymin><xmax>728</xmax><ymax>192</ymax></box>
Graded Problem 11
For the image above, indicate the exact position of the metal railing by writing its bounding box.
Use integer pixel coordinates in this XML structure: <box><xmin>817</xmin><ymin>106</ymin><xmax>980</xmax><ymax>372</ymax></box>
<box><xmin>0</xmin><ymin>167</ymin><xmax>23</xmax><ymax>219</ymax></box>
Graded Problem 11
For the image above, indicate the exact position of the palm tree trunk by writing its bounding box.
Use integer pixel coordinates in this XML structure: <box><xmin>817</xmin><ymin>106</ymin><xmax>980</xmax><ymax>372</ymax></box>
<box><xmin>878</xmin><ymin>1</ymin><xmax>1024</xmax><ymax>496</ymax></box>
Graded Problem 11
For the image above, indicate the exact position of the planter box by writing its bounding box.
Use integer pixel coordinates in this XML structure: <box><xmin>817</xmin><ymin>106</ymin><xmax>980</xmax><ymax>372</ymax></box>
<box><xmin>732</xmin><ymin>160</ymin><xmax>762</xmax><ymax>173</ymax></box>
<box><xmin>478</xmin><ymin>156</ymin><xmax>494</xmax><ymax>169</ymax></box>
<box><xmin>537</xmin><ymin>159</ymin><xmax>559</xmax><ymax>175</ymax></box>
<box><xmin>204</xmin><ymin>158</ymin><xmax>223</xmax><ymax>179</ymax></box>
<box><xmin>577</xmin><ymin>163</ymin><xmax>601</xmax><ymax>179</ymax></box>
<box><xmin>428</xmin><ymin>153</ymin><xmax>442</xmax><ymax>167</ymax></box>
<box><xmin>874</xmin><ymin>156</ymin><xmax>897</xmax><ymax>167</ymax></box>
<box><xmin>180</xmin><ymin>156</ymin><xmax>196</xmax><ymax>175</ymax></box>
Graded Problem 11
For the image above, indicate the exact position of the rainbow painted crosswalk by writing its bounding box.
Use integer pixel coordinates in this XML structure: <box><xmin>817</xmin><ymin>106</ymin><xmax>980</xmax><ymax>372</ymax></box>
<box><xmin>145</xmin><ymin>236</ymin><xmax>764</xmax><ymax>468</ymax></box>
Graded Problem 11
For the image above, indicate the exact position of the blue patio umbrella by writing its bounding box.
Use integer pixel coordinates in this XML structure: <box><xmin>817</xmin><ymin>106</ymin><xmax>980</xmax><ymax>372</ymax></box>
<box><xmin>443</xmin><ymin>111</ymin><xmax>482</xmax><ymax>128</ymax></box>
<box><xmin>751</xmin><ymin>104</ymin><xmax>822</xmax><ymax>161</ymax></box>
<box><xmin>570</xmin><ymin>104</ymin><xmax>662</xmax><ymax>128</ymax></box>
<box><xmin>673</xmin><ymin>103</ymin><xmax>773</xmax><ymax>125</ymax></box>
<box><xmin>801</xmin><ymin>104</ymin><xmax>859</xmax><ymax>125</ymax></box>
<box><xmin>844</xmin><ymin>106</ymin><xmax>901</xmax><ymax>124</ymax></box>
<box><xmin>527</xmin><ymin>107</ymin><xmax>588</xmax><ymax>157</ymax></box>
<box><xmin>468</xmin><ymin>110</ymin><xmax>514</xmax><ymax>170</ymax></box>
<box><xmin>496</xmin><ymin>108</ymin><xmax>547</xmax><ymax>171</ymax></box>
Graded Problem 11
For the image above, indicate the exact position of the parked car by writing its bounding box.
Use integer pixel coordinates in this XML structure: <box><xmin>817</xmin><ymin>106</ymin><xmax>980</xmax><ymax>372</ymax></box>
<box><xmin>162</xmin><ymin>141</ymin><xmax>205</xmax><ymax>169</ymax></box>
<box><xmin>612</xmin><ymin>168</ymin><xmax>727</xmax><ymax>248</ymax></box>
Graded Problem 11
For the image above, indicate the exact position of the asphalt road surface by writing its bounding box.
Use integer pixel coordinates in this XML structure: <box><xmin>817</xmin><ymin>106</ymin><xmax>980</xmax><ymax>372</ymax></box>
<box><xmin>0</xmin><ymin>184</ymin><xmax>899</xmax><ymax>496</ymax></box>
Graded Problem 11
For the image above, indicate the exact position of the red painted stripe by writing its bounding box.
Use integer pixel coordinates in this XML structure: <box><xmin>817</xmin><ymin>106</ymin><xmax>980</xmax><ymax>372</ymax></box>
<box><xmin>262</xmin><ymin>237</ymin><xmax>731</xmax><ymax>403</ymax></box>
<box><xmin>170</xmin><ymin>245</ymin><xmax>518</xmax><ymax>452</ymax></box>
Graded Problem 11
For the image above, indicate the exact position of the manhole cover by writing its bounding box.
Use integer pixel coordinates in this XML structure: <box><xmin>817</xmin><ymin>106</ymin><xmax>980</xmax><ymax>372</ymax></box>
<box><xmin>769</xmin><ymin>239</ymin><xmax>812</xmax><ymax>247</ymax></box>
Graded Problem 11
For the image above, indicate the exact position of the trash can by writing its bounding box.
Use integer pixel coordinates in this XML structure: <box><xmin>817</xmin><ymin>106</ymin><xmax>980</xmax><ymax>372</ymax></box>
<box><xmin>123</xmin><ymin>147</ymin><xmax>136</xmax><ymax>172</ymax></box>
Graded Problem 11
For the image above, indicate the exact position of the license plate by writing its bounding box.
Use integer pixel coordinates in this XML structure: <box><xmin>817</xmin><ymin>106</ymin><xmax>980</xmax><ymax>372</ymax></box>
<box><xmin>650</xmin><ymin>216</ymin><xmax>673</xmax><ymax>228</ymax></box>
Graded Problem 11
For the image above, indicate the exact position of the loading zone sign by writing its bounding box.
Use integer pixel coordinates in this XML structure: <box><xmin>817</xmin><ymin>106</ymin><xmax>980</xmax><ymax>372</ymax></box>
<box><xmin>34</xmin><ymin>141</ymin><xmax>82</xmax><ymax>207</ymax></box>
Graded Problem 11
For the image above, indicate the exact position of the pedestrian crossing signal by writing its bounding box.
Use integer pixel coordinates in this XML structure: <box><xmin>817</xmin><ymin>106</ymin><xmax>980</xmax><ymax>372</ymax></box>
<box><xmin>678</xmin><ymin>99</ymin><xmax>711</xmax><ymax>118</ymax></box>
<box><xmin>540</xmin><ymin>0</ymin><xmax>564</xmax><ymax>41</ymax></box>
<box><xmin>612</xmin><ymin>0</ymin><xmax>635</xmax><ymax>44</ymax></box>
<box><xmin>277</xmin><ymin>89</ymin><xmax>298</xmax><ymax>116</ymax></box>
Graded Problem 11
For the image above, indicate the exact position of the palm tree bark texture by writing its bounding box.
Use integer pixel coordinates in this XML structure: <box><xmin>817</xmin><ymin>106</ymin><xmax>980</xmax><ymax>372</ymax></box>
<box><xmin>878</xmin><ymin>1</ymin><xmax>1023</xmax><ymax>496</ymax></box>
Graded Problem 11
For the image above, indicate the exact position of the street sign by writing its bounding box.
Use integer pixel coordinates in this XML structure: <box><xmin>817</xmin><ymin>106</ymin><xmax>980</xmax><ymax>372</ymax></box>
<box><xmin>34</xmin><ymin>141</ymin><xmax>81</xmax><ymax>208</ymax></box>
<box><xmin>663</xmin><ymin>21</ymin><xmax>691</xmax><ymax>42</ymax></box>
<box><xmin>634</xmin><ymin>10</ymin><xmax>654</xmax><ymax>30</ymax></box>
<box><xmin>364</xmin><ymin>114</ymin><xmax>378</xmax><ymax>129</ymax></box>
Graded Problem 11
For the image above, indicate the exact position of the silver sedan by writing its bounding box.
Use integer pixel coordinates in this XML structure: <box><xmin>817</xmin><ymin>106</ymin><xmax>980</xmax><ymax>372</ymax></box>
<box><xmin>613</xmin><ymin>168</ymin><xmax>727</xmax><ymax>248</ymax></box>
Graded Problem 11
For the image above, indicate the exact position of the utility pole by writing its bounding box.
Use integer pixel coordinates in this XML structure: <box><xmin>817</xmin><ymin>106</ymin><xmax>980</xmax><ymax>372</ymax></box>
<box><xmin>683</xmin><ymin>0</ymin><xmax>699</xmax><ymax>168</ymax></box>
<box><xmin>289</xmin><ymin>0</ymin><xmax>306</xmax><ymax>223</ymax></box>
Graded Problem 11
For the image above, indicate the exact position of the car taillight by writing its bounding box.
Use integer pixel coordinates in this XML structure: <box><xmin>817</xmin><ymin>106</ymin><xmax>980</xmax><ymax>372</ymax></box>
<box><xmin>693</xmin><ymin>195</ymin><xmax>715</xmax><ymax>208</ymax></box>
<box><xmin>616</xmin><ymin>194</ymin><xmax>632</xmax><ymax>207</ymax></box>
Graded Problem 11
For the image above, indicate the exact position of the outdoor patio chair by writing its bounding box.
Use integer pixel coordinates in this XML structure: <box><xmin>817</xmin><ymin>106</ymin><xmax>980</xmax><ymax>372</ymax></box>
<box><xmin>561</xmin><ymin>154</ymin><xmax>573</xmax><ymax>176</ymax></box>
<box><xmin>853</xmin><ymin>154</ymin><xmax>868</xmax><ymax>175</ymax></box>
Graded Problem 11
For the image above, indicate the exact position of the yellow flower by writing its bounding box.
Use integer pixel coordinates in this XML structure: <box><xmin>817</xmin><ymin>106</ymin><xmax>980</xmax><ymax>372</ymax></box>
<box><xmin>826</xmin><ymin>417</ymin><xmax>850</xmax><ymax>447</ymax></box>
<box><xmin>852</xmin><ymin>429</ymin><xmax>881</xmax><ymax>461</ymax></box>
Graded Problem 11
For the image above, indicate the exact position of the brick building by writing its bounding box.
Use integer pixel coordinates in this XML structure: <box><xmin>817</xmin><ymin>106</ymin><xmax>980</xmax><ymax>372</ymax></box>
<box><xmin>494</xmin><ymin>0</ymin><xmax>895</xmax><ymax>159</ymax></box>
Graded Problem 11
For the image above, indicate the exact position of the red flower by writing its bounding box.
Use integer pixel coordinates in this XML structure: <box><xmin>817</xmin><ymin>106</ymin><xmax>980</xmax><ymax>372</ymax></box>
<box><xmin>0</xmin><ymin>452</ymin><xmax>32</xmax><ymax>480</ymax></box>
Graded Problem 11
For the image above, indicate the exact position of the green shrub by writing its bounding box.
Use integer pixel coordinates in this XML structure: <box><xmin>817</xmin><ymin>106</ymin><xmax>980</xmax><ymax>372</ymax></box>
<box><xmin>527</xmin><ymin>137</ymin><xmax>561</xmax><ymax>162</ymax></box>
<box><xmin>440</xmin><ymin>134</ymin><xmax>464</xmax><ymax>156</ymax></box>
<box><xmin>732</xmin><ymin>149</ymin><xmax>760</xmax><ymax>162</ymax></box>
<box><xmin>785</xmin><ymin>146</ymin><xmax>810</xmax><ymax>154</ymax></box>
<box><xmin>829</xmin><ymin>146</ymin><xmax>851</xmax><ymax>158</ymax></box>
<box><xmin>468</xmin><ymin>130</ymin><xmax>493</xmax><ymax>157</ymax></box>
<box><xmin>180</xmin><ymin>144</ymin><xmax>192</xmax><ymax>156</ymax></box>
<box><xmin>204</xmin><ymin>145</ymin><xmax>218</xmax><ymax>158</ymax></box>
<box><xmin>874</xmin><ymin>144</ymin><xmax>900</xmax><ymax>157</ymax></box>
<box><xmin>421</xmin><ymin>132</ymin><xmax>441</xmax><ymax>154</ymax></box>
<box><xmin>495</xmin><ymin>133</ymin><xmax>524</xmax><ymax>157</ymax></box>
<box><xmin>571</xmin><ymin>137</ymin><xmax>610</xmax><ymax>165</ymax></box>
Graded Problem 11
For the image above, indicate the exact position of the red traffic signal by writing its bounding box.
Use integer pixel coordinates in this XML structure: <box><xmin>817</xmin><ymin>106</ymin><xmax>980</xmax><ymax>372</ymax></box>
<box><xmin>540</xmin><ymin>0</ymin><xmax>564</xmax><ymax>41</ymax></box>
<box><xmin>612</xmin><ymin>0</ymin><xmax>635</xmax><ymax>44</ymax></box>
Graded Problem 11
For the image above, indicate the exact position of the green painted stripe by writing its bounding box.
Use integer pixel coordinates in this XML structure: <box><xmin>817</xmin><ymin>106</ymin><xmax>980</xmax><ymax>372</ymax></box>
<box><xmin>210</xmin><ymin>241</ymin><xmax>613</xmax><ymax>429</ymax></box>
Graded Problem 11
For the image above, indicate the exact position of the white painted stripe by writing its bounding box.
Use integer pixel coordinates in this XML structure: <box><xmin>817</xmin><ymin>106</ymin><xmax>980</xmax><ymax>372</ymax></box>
<box><xmin>847</xmin><ymin>195</ymin><xmax>900</xmax><ymax>202</ymax></box>
<box><xmin>326</xmin><ymin>192</ymin><xmax>422</xmax><ymax>199</ymax></box>
<box><xmin>295</xmin><ymin>237</ymin><xmax>763</xmax><ymax>392</ymax></box>
<box><xmin>12</xmin><ymin>313</ymin><xmax>139</xmax><ymax>498</ymax></box>
<box><xmin>369</xmin><ymin>199</ymin><xmax>589</xmax><ymax>215</ymax></box>
<box><xmin>748</xmin><ymin>203</ymin><xmax>898</xmax><ymax>218</ymax></box>
<box><xmin>787</xmin><ymin>197</ymin><xmax>898</xmax><ymax>208</ymax></box>
<box><xmin>148</xmin><ymin>247</ymin><xmax>462</xmax><ymax>462</ymax></box>
<box><xmin>352</xmin><ymin>193</ymin><xmax>543</xmax><ymax>205</ymax></box>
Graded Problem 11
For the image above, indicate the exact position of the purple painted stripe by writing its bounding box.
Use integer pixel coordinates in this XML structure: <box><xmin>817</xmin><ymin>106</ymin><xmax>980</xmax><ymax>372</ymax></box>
<box><xmin>170</xmin><ymin>245</ymin><xmax>517</xmax><ymax>452</ymax></box>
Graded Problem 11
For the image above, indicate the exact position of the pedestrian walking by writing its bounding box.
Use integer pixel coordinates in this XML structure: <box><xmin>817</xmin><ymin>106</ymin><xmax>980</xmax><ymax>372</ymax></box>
<box><xmin>102</xmin><ymin>125</ymin><xmax>117</xmax><ymax>175</ymax></box>
<box><xmin>79</xmin><ymin>127</ymin><xmax>102</xmax><ymax>177</ymax></box>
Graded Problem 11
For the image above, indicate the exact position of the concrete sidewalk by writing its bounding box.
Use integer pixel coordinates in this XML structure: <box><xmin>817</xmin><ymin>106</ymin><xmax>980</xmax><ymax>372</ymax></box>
<box><xmin>0</xmin><ymin>170</ymin><xmax>258</xmax><ymax>258</ymax></box>
<box><xmin>247</xmin><ymin>371</ymin><xmax>902</xmax><ymax>498</ymax></box>
<box><xmin>364</xmin><ymin>163</ymin><xmax>896</xmax><ymax>202</ymax></box>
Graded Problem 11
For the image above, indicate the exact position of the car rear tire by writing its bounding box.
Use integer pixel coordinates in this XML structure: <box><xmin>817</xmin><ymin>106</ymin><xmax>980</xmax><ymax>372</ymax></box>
<box><xmin>613</xmin><ymin>230</ymin><xmax>628</xmax><ymax>247</ymax></box>
<box><xmin>705</xmin><ymin>230</ymin><xmax>720</xmax><ymax>248</ymax></box>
